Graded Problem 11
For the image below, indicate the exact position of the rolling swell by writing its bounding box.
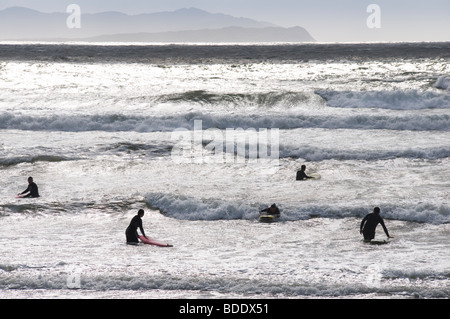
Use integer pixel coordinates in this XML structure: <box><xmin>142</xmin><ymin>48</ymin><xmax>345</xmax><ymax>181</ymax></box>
<box><xmin>1</xmin><ymin>42</ymin><xmax>449</xmax><ymax>64</ymax></box>
<box><xmin>1</xmin><ymin>112</ymin><xmax>449</xmax><ymax>132</ymax></box>
<box><xmin>158</xmin><ymin>90</ymin><xmax>315</xmax><ymax>108</ymax></box>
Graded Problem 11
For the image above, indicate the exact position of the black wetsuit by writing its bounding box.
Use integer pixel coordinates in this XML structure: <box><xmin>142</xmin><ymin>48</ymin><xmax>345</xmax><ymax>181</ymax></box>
<box><xmin>360</xmin><ymin>212</ymin><xmax>390</xmax><ymax>241</ymax></box>
<box><xmin>296</xmin><ymin>170</ymin><xmax>311</xmax><ymax>180</ymax></box>
<box><xmin>125</xmin><ymin>215</ymin><xmax>146</xmax><ymax>244</ymax></box>
<box><xmin>20</xmin><ymin>182</ymin><xmax>40</xmax><ymax>198</ymax></box>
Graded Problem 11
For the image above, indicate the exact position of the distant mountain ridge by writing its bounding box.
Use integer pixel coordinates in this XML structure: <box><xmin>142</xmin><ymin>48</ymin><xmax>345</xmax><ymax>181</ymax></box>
<box><xmin>0</xmin><ymin>7</ymin><xmax>315</xmax><ymax>42</ymax></box>
<box><xmin>86</xmin><ymin>26</ymin><xmax>315</xmax><ymax>43</ymax></box>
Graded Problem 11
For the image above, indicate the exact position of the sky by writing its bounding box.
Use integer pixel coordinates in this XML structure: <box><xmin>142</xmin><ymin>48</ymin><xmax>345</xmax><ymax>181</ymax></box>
<box><xmin>0</xmin><ymin>0</ymin><xmax>449</xmax><ymax>42</ymax></box>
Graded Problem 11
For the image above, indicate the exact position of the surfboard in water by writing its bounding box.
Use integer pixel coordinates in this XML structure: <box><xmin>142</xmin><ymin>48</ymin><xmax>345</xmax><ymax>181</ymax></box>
<box><xmin>297</xmin><ymin>173</ymin><xmax>321</xmax><ymax>181</ymax></box>
<box><xmin>369</xmin><ymin>239</ymin><xmax>390</xmax><ymax>245</ymax></box>
<box><xmin>259</xmin><ymin>214</ymin><xmax>279</xmax><ymax>223</ymax></box>
<box><xmin>138</xmin><ymin>235</ymin><xmax>173</xmax><ymax>247</ymax></box>
<box><xmin>363</xmin><ymin>238</ymin><xmax>391</xmax><ymax>245</ymax></box>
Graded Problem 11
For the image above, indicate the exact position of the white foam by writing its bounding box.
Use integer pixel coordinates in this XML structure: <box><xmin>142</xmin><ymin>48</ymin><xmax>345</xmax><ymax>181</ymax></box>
<box><xmin>1</xmin><ymin>111</ymin><xmax>449</xmax><ymax>132</ymax></box>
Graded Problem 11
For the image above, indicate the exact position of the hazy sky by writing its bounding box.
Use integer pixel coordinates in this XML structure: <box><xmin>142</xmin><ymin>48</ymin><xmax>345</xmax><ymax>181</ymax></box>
<box><xmin>0</xmin><ymin>0</ymin><xmax>449</xmax><ymax>42</ymax></box>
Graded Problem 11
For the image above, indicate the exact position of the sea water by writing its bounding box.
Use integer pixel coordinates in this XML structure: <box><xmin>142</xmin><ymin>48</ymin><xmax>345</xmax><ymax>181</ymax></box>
<box><xmin>0</xmin><ymin>42</ymin><xmax>449</xmax><ymax>299</ymax></box>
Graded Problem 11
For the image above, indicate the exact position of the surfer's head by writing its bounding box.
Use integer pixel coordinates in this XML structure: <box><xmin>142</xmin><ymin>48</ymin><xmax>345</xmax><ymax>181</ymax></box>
<box><xmin>138</xmin><ymin>209</ymin><xmax>145</xmax><ymax>217</ymax></box>
<box><xmin>28</xmin><ymin>176</ymin><xmax>33</xmax><ymax>183</ymax></box>
<box><xmin>374</xmin><ymin>207</ymin><xmax>380</xmax><ymax>214</ymax></box>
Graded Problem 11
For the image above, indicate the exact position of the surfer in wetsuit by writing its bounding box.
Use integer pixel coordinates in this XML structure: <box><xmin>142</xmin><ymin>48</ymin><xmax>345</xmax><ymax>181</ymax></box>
<box><xmin>260</xmin><ymin>204</ymin><xmax>280</xmax><ymax>217</ymax></box>
<box><xmin>18</xmin><ymin>177</ymin><xmax>40</xmax><ymax>198</ymax></box>
<box><xmin>296</xmin><ymin>165</ymin><xmax>313</xmax><ymax>180</ymax></box>
<box><xmin>125</xmin><ymin>209</ymin><xmax>147</xmax><ymax>245</ymax></box>
<box><xmin>360</xmin><ymin>207</ymin><xmax>393</xmax><ymax>241</ymax></box>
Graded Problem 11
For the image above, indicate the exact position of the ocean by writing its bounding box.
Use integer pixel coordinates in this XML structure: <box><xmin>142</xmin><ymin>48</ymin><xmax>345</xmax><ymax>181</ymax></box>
<box><xmin>0</xmin><ymin>42</ymin><xmax>449</xmax><ymax>300</ymax></box>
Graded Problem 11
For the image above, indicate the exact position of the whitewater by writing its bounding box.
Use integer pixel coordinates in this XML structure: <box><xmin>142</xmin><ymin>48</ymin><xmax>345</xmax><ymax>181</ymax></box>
<box><xmin>0</xmin><ymin>42</ymin><xmax>449</xmax><ymax>299</ymax></box>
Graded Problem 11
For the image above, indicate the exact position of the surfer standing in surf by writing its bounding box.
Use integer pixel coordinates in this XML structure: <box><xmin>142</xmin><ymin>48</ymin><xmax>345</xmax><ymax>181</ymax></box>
<box><xmin>360</xmin><ymin>207</ymin><xmax>393</xmax><ymax>241</ymax></box>
<box><xmin>125</xmin><ymin>209</ymin><xmax>147</xmax><ymax>245</ymax></box>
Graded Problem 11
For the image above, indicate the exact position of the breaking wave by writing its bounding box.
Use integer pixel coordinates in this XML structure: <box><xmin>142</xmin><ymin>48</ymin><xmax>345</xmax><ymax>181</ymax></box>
<box><xmin>434</xmin><ymin>75</ymin><xmax>450</xmax><ymax>91</ymax></box>
<box><xmin>1</xmin><ymin>112</ymin><xmax>449</xmax><ymax>132</ymax></box>
<box><xmin>316</xmin><ymin>89</ymin><xmax>450</xmax><ymax>110</ymax></box>
<box><xmin>144</xmin><ymin>192</ymin><xmax>450</xmax><ymax>224</ymax></box>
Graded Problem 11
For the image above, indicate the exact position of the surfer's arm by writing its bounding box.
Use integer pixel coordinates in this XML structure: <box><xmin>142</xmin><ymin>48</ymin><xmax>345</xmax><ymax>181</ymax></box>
<box><xmin>140</xmin><ymin>227</ymin><xmax>146</xmax><ymax>238</ymax></box>
<box><xmin>379</xmin><ymin>219</ymin><xmax>390</xmax><ymax>238</ymax></box>
<box><xmin>297</xmin><ymin>171</ymin><xmax>312</xmax><ymax>180</ymax></box>
<box><xmin>138</xmin><ymin>219</ymin><xmax>146</xmax><ymax>238</ymax></box>
<box><xmin>19</xmin><ymin>185</ymin><xmax>30</xmax><ymax>195</ymax></box>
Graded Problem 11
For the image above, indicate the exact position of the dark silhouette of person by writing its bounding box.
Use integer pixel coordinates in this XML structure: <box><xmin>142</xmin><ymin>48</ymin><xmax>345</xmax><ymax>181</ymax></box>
<box><xmin>360</xmin><ymin>207</ymin><xmax>393</xmax><ymax>241</ymax></box>
<box><xmin>125</xmin><ymin>209</ymin><xmax>147</xmax><ymax>245</ymax></box>
<box><xmin>18</xmin><ymin>177</ymin><xmax>40</xmax><ymax>198</ymax></box>
<box><xmin>296</xmin><ymin>165</ymin><xmax>313</xmax><ymax>180</ymax></box>
<box><xmin>260</xmin><ymin>204</ymin><xmax>280</xmax><ymax>217</ymax></box>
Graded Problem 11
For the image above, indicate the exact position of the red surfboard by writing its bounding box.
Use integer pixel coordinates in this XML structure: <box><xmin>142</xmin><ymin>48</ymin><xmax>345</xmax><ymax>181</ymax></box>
<box><xmin>138</xmin><ymin>235</ymin><xmax>172</xmax><ymax>247</ymax></box>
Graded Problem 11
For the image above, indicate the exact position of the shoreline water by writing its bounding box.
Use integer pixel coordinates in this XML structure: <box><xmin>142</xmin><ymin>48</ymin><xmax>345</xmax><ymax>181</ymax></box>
<box><xmin>1</xmin><ymin>213</ymin><xmax>448</xmax><ymax>299</ymax></box>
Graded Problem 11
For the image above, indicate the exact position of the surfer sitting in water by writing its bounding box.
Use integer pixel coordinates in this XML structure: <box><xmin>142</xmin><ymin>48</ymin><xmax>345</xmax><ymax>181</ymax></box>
<box><xmin>18</xmin><ymin>177</ymin><xmax>40</xmax><ymax>198</ymax></box>
<box><xmin>360</xmin><ymin>207</ymin><xmax>393</xmax><ymax>241</ymax></box>
<box><xmin>296</xmin><ymin>165</ymin><xmax>313</xmax><ymax>180</ymax></box>
<box><xmin>126</xmin><ymin>209</ymin><xmax>147</xmax><ymax>245</ymax></box>
<box><xmin>260</xmin><ymin>204</ymin><xmax>280</xmax><ymax>217</ymax></box>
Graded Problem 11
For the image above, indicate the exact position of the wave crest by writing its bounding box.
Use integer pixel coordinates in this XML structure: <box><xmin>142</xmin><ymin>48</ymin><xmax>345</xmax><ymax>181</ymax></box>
<box><xmin>316</xmin><ymin>89</ymin><xmax>450</xmax><ymax>110</ymax></box>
